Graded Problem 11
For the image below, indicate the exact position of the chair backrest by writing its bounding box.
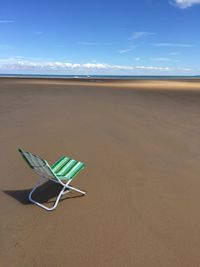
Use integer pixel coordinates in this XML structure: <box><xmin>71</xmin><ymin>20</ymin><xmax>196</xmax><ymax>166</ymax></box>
<box><xmin>18</xmin><ymin>148</ymin><xmax>56</xmax><ymax>179</ymax></box>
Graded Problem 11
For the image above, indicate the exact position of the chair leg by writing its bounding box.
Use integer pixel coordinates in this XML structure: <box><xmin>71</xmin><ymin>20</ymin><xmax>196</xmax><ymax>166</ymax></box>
<box><xmin>66</xmin><ymin>185</ymin><xmax>86</xmax><ymax>195</ymax></box>
<box><xmin>29</xmin><ymin>179</ymin><xmax>66</xmax><ymax>211</ymax></box>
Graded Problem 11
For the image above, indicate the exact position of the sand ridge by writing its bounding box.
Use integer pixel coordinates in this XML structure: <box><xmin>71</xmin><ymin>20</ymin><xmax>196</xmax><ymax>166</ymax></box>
<box><xmin>2</xmin><ymin>77</ymin><xmax>200</xmax><ymax>90</ymax></box>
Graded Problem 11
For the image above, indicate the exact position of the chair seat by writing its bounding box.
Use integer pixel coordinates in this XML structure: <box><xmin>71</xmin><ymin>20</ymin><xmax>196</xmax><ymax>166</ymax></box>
<box><xmin>51</xmin><ymin>156</ymin><xmax>85</xmax><ymax>180</ymax></box>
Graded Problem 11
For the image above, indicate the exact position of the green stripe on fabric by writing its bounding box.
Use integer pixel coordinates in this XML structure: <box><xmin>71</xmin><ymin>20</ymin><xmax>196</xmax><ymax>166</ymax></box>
<box><xmin>51</xmin><ymin>157</ymin><xmax>71</xmax><ymax>173</ymax></box>
<box><xmin>66</xmin><ymin>167</ymin><xmax>84</xmax><ymax>180</ymax></box>
<box><xmin>65</xmin><ymin>162</ymin><xmax>85</xmax><ymax>179</ymax></box>
<box><xmin>56</xmin><ymin>159</ymin><xmax>77</xmax><ymax>176</ymax></box>
<box><xmin>51</xmin><ymin>156</ymin><xmax>66</xmax><ymax>169</ymax></box>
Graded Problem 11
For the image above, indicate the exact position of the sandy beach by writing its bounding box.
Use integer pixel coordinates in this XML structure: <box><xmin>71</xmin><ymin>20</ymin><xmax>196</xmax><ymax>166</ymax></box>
<box><xmin>1</xmin><ymin>77</ymin><xmax>200</xmax><ymax>267</ymax></box>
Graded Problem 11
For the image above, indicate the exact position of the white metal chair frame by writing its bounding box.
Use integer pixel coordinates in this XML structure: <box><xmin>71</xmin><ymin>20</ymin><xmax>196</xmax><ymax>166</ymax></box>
<box><xmin>19</xmin><ymin>149</ymin><xmax>86</xmax><ymax>211</ymax></box>
<box><xmin>30</xmin><ymin>167</ymin><xmax>86</xmax><ymax>211</ymax></box>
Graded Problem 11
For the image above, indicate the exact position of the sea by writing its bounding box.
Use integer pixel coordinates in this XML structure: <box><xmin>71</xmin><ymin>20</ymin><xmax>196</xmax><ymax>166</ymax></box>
<box><xmin>0</xmin><ymin>74</ymin><xmax>199</xmax><ymax>80</ymax></box>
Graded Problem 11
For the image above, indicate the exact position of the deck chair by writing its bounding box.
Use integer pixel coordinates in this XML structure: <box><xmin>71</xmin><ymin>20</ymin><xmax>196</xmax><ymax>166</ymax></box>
<box><xmin>18</xmin><ymin>148</ymin><xmax>86</xmax><ymax>211</ymax></box>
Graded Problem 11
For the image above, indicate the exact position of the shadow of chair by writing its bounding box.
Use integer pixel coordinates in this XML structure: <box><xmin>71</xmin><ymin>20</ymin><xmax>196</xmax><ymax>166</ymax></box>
<box><xmin>3</xmin><ymin>180</ymin><xmax>84</xmax><ymax>206</ymax></box>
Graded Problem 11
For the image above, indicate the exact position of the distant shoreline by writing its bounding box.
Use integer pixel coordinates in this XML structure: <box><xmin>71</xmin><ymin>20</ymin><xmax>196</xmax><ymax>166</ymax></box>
<box><xmin>0</xmin><ymin>75</ymin><xmax>200</xmax><ymax>85</ymax></box>
<box><xmin>0</xmin><ymin>74</ymin><xmax>200</xmax><ymax>81</ymax></box>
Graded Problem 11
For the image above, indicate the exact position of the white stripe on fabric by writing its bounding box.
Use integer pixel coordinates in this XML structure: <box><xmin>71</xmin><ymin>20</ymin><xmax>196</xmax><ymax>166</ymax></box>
<box><xmin>52</xmin><ymin>157</ymin><xmax>70</xmax><ymax>172</ymax></box>
<box><xmin>57</xmin><ymin>159</ymin><xmax>77</xmax><ymax>176</ymax></box>
<box><xmin>66</xmin><ymin>162</ymin><xmax>82</xmax><ymax>178</ymax></box>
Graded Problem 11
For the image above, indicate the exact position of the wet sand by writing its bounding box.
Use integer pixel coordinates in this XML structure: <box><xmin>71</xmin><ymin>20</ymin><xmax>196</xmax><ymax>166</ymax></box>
<box><xmin>1</xmin><ymin>78</ymin><xmax>200</xmax><ymax>267</ymax></box>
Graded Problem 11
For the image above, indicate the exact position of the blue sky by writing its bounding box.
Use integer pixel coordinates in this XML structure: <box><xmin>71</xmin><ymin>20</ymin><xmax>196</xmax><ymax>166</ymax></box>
<box><xmin>0</xmin><ymin>0</ymin><xmax>200</xmax><ymax>75</ymax></box>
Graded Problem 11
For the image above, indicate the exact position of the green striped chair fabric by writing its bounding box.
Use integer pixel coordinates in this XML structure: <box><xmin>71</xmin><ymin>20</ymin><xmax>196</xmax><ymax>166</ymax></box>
<box><xmin>51</xmin><ymin>156</ymin><xmax>85</xmax><ymax>180</ymax></box>
<box><xmin>18</xmin><ymin>149</ymin><xmax>85</xmax><ymax>181</ymax></box>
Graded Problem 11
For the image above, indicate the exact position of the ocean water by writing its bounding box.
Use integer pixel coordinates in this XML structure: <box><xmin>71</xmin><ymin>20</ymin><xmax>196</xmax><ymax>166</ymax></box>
<box><xmin>0</xmin><ymin>74</ymin><xmax>199</xmax><ymax>80</ymax></box>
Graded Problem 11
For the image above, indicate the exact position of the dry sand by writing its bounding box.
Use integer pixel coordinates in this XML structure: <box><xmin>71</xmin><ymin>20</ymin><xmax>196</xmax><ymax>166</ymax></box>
<box><xmin>1</xmin><ymin>78</ymin><xmax>200</xmax><ymax>267</ymax></box>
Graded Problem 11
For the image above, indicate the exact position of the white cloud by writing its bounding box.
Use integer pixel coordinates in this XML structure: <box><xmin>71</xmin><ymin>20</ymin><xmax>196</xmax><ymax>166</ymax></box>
<box><xmin>0</xmin><ymin>20</ymin><xmax>14</xmax><ymax>23</ymax></box>
<box><xmin>171</xmin><ymin>0</ymin><xmax>200</xmax><ymax>8</ymax></box>
<box><xmin>0</xmin><ymin>57</ymin><xmax>194</xmax><ymax>75</ymax></box>
<box><xmin>118</xmin><ymin>48</ymin><xmax>134</xmax><ymax>54</ymax></box>
<box><xmin>152</xmin><ymin>43</ymin><xmax>194</xmax><ymax>47</ymax></box>
<box><xmin>131</xmin><ymin>32</ymin><xmax>156</xmax><ymax>40</ymax></box>
<box><xmin>0</xmin><ymin>58</ymin><xmax>168</xmax><ymax>71</ymax></box>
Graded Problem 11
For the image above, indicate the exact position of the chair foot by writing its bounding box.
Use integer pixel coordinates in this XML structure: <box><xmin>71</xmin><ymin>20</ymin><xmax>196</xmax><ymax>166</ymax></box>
<box><xmin>66</xmin><ymin>185</ymin><xmax>86</xmax><ymax>195</ymax></box>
